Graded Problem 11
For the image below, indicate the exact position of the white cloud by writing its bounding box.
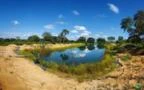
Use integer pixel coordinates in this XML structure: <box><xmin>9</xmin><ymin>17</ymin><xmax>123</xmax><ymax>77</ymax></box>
<box><xmin>74</xmin><ymin>25</ymin><xmax>87</xmax><ymax>31</ymax></box>
<box><xmin>12</xmin><ymin>20</ymin><xmax>20</xmax><ymax>25</ymax></box>
<box><xmin>71</xmin><ymin>30</ymin><xmax>78</xmax><ymax>33</ymax></box>
<box><xmin>71</xmin><ymin>25</ymin><xmax>91</xmax><ymax>37</ymax></box>
<box><xmin>72</xmin><ymin>10</ymin><xmax>80</xmax><ymax>16</ymax></box>
<box><xmin>107</xmin><ymin>3</ymin><xmax>119</xmax><ymax>14</ymax></box>
<box><xmin>44</xmin><ymin>24</ymin><xmax>55</xmax><ymax>30</ymax></box>
<box><xmin>58</xmin><ymin>14</ymin><xmax>64</xmax><ymax>19</ymax></box>
<box><xmin>80</xmin><ymin>30</ymin><xmax>91</xmax><ymax>37</ymax></box>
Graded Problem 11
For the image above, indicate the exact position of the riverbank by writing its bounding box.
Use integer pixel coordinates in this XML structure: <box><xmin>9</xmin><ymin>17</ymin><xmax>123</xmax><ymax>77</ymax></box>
<box><xmin>18</xmin><ymin>43</ymin><xmax>115</xmax><ymax>81</ymax></box>
<box><xmin>19</xmin><ymin>43</ymin><xmax>85</xmax><ymax>51</ymax></box>
<box><xmin>0</xmin><ymin>44</ymin><xmax>144</xmax><ymax>90</ymax></box>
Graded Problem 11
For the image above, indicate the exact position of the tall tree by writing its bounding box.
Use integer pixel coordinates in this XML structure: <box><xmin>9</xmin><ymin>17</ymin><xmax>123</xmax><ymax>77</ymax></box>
<box><xmin>87</xmin><ymin>37</ymin><xmax>95</xmax><ymax>43</ymax></box>
<box><xmin>120</xmin><ymin>10</ymin><xmax>144</xmax><ymax>42</ymax></box>
<box><xmin>134</xmin><ymin>10</ymin><xmax>144</xmax><ymax>35</ymax></box>
<box><xmin>58</xmin><ymin>29</ymin><xmax>69</xmax><ymax>43</ymax></box>
<box><xmin>42</xmin><ymin>32</ymin><xmax>52</xmax><ymax>42</ymax></box>
<box><xmin>120</xmin><ymin>17</ymin><xmax>134</xmax><ymax>34</ymax></box>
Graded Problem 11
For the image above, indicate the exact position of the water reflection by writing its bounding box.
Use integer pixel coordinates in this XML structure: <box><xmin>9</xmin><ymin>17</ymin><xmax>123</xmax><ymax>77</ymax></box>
<box><xmin>78</xmin><ymin>46</ymin><xmax>86</xmax><ymax>51</ymax></box>
<box><xmin>44</xmin><ymin>45</ymin><xmax>105</xmax><ymax>65</ymax></box>
<box><xmin>97</xmin><ymin>44</ymin><xmax>105</xmax><ymax>49</ymax></box>
<box><xmin>87</xmin><ymin>44</ymin><xmax>95</xmax><ymax>50</ymax></box>
<box><xmin>60</xmin><ymin>53</ymin><xmax>69</xmax><ymax>61</ymax></box>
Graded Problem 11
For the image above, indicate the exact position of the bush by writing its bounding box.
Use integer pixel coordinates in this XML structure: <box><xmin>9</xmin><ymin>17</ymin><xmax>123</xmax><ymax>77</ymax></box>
<box><xmin>121</xmin><ymin>54</ymin><xmax>132</xmax><ymax>61</ymax></box>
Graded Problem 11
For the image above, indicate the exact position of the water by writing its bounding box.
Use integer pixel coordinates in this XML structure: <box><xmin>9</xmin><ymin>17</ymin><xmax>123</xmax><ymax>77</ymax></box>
<box><xmin>42</xmin><ymin>45</ymin><xmax>105</xmax><ymax>65</ymax></box>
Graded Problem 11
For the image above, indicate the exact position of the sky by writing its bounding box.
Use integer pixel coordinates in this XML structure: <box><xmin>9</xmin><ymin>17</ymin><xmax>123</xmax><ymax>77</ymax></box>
<box><xmin>0</xmin><ymin>0</ymin><xmax>144</xmax><ymax>40</ymax></box>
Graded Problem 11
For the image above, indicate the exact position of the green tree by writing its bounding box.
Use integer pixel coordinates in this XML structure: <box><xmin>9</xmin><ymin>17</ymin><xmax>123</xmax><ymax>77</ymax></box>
<box><xmin>121</xmin><ymin>17</ymin><xmax>134</xmax><ymax>34</ymax></box>
<box><xmin>118</xmin><ymin>36</ymin><xmax>124</xmax><ymax>41</ymax></box>
<box><xmin>87</xmin><ymin>37</ymin><xmax>95</xmax><ymax>43</ymax></box>
<box><xmin>134</xmin><ymin>10</ymin><xmax>144</xmax><ymax>35</ymax></box>
<box><xmin>117</xmin><ymin>36</ymin><xmax>124</xmax><ymax>44</ymax></box>
<box><xmin>107</xmin><ymin>36</ymin><xmax>115</xmax><ymax>42</ymax></box>
<box><xmin>96</xmin><ymin>38</ymin><xmax>106</xmax><ymax>48</ymax></box>
<box><xmin>16</xmin><ymin>36</ymin><xmax>20</xmax><ymax>41</ymax></box>
<box><xmin>120</xmin><ymin>10</ymin><xmax>144</xmax><ymax>42</ymax></box>
<box><xmin>42</xmin><ymin>32</ymin><xmax>52</xmax><ymax>42</ymax></box>
<box><xmin>28</xmin><ymin>35</ymin><xmax>40</xmax><ymax>42</ymax></box>
<box><xmin>77</xmin><ymin>36</ymin><xmax>86</xmax><ymax>43</ymax></box>
<box><xmin>58</xmin><ymin>29</ymin><xmax>69</xmax><ymax>43</ymax></box>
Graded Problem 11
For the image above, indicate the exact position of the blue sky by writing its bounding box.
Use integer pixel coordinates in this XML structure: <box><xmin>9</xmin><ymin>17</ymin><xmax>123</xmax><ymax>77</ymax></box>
<box><xmin>0</xmin><ymin>0</ymin><xmax>144</xmax><ymax>40</ymax></box>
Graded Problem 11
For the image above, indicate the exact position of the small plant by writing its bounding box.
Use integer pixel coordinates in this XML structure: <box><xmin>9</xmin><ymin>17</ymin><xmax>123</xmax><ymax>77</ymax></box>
<box><xmin>121</xmin><ymin>54</ymin><xmax>132</xmax><ymax>61</ymax></box>
<box><xmin>134</xmin><ymin>83</ymin><xmax>142</xmax><ymax>90</ymax></box>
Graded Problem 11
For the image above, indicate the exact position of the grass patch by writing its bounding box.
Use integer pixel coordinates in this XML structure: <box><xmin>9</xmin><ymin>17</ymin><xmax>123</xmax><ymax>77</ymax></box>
<box><xmin>17</xmin><ymin>50</ymin><xmax>38</xmax><ymax>61</ymax></box>
<box><xmin>121</xmin><ymin>54</ymin><xmax>132</xmax><ymax>61</ymax></box>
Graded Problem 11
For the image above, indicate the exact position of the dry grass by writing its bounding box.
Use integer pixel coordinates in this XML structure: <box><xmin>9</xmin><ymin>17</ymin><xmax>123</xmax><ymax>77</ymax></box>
<box><xmin>20</xmin><ymin>43</ymin><xmax>84</xmax><ymax>51</ymax></box>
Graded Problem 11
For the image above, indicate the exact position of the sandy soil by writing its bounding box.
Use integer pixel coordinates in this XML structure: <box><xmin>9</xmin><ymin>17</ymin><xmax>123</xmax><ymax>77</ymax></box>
<box><xmin>0</xmin><ymin>44</ymin><xmax>144</xmax><ymax>90</ymax></box>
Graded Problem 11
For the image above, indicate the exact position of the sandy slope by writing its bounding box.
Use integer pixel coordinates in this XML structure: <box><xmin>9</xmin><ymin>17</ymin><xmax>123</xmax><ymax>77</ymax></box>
<box><xmin>0</xmin><ymin>45</ymin><xmax>144</xmax><ymax>90</ymax></box>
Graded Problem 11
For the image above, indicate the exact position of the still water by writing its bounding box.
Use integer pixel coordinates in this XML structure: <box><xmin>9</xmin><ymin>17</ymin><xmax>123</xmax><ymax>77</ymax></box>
<box><xmin>43</xmin><ymin>45</ymin><xmax>105</xmax><ymax>65</ymax></box>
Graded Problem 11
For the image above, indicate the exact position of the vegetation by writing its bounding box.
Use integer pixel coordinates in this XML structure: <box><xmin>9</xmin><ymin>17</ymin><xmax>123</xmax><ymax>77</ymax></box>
<box><xmin>120</xmin><ymin>10</ymin><xmax>144</xmax><ymax>43</ymax></box>
<box><xmin>58</xmin><ymin>29</ymin><xmax>69</xmax><ymax>43</ymax></box>
<box><xmin>28</xmin><ymin>35</ymin><xmax>40</xmax><ymax>42</ymax></box>
<box><xmin>87</xmin><ymin>37</ymin><xmax>95</xmax><ymax>43</ymax></box>
<box><xmin>76</xmin><ymin>36</ymin><xmax>86</xmax><ymax>43</ymax></box>
<box><xmin>42</xmin><ymin>32</ymin><xmax>53</xmax><ymax>42</ymax></box>
<box><xmin>96</xmin><ymin>38</ymin><xmax>106</xmax><ymax>48</ymax></box>
<box><xmin>107</xmin><ymin>36</ymin><xmax>115</xmax><ymax>42</ymax></box>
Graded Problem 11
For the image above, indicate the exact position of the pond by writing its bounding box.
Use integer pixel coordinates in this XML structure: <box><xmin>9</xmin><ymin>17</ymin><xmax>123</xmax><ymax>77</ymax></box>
<box><xmin>42</xmin><ymin>45</ymin><xmax>105</xmax><ymax>65</ymax></box>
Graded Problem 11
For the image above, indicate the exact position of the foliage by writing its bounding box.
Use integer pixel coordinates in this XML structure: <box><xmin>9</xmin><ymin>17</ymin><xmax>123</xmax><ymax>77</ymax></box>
<box><xmin>96</xmin><ymin>38</ymin><xmax>106</xmax><ymax>48</ymax></box>
<box><xmin>121</xmin><ymin>54</ymin><xmax>132</xmax><ymax>61</ymax></box>
<box><xmin>77</xmin><ymin>36</ymin><xmax>86</xmax><ymax>43</ymax></box>
<box><xmin>134</xmin><ymin>83</ymin><xmax>143</xmax><ymax>90</ymax></box>
<box><xmin>28</xmin><ymin>35</ymin><xmax>40</xmax><ymax>42</ymax></box>
<box><xmin>18</xmin><ymin>50</ymin><xmax>36</xmax><ymax>60</ymax></box>
<box><xmin>42</xmin><ymin>32</ymin><xmax>53</xmax><ymax>42</ymax></box>
<box><xmin>58</xmin><ymin>29</ymin><xmax>69</xmax><ymax>43</ymax></box>
<box><xmin>120</xmin><ymin>10</ymin><xmax>144</xmax><ymax>43</ymax></box>
<box><xmin>87</xmin><ymin>37</ymin><xmax>95</xmax><ymax>43</ymax></box>
<box><xmin>118</xmin><ymin>36</ymin><xmax>124</xmax><ymax>41</ymax></box>
<box><xmin>107</xmin><ymin>36</ymin><xmax>115</xmax><ymax>42</ymax></box>
<box><xmin>127</xmin><ymin>35</ymin><xmax>141</xmax><ymax>43</ymax></box>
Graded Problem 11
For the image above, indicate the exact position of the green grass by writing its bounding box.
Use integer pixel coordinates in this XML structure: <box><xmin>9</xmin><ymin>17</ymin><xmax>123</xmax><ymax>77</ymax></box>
<box><xmin>17</xmin><ymin>50</ymin><xmax>37</xmax><ymax>61</ymax></box>
<box><xmin>121</xmin><ymin>54</ymin><xmax>132</xmax><ymax>61</ymax></box>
